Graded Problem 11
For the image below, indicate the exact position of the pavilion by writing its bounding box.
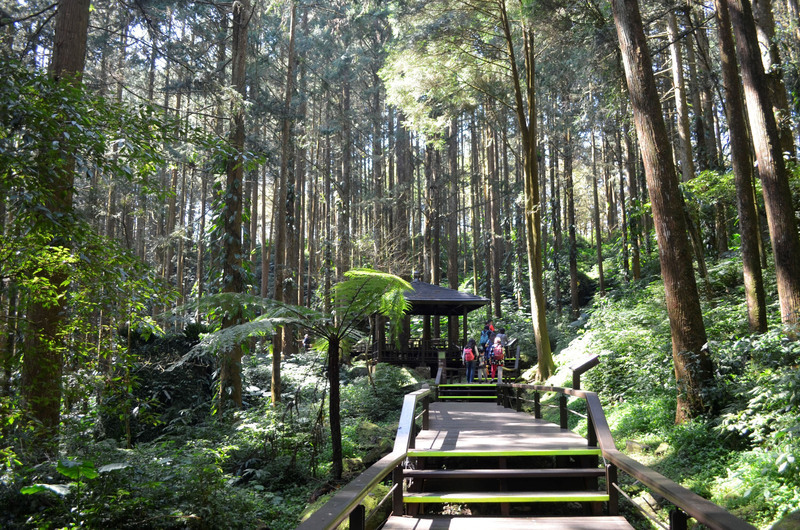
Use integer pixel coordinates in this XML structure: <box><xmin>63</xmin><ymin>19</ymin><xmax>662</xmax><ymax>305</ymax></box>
<box><xmin>370</xmin><ymin>279</ymin><xmax>490</xmax><ymax>371</ymax></box>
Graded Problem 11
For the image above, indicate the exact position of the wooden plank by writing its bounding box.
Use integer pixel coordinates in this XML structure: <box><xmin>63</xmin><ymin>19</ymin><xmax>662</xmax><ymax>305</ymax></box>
<box><xmin>403</xmin><ymin>468</ymin><xmax>606</xmax><ymax>479</ymax></box>
<box><xmin>439</xmin><ymin>384</ymin><xmax>496</xmax><ymax>388</ymax></box>
<box><xmin>383</xmin><ymin>515</ymin><xmax>634</xmax><ymax>529</ymax></box>
<box><xmin>403</xmin><ymin>491</ymin><xmax>610</xmax><ymax>503</ymax></box>
<box><xmin>408</xmin><ymin>448</ymin><xmax>602</xmax><ymax>457</ymax></box>
<box><xmin>415</xmin><ymin>402</ymin><xmax>592</xmax><ymax>454</ymax></box>
<box><xmin>438</xmin><ymin>395</ymin><xmax>496</xmax><ymax>400</ymax></box>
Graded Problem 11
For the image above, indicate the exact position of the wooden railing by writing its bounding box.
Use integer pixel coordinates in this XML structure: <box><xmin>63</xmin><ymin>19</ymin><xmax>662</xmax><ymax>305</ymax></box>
<box><xmin>296</xmin><ymin>387</ymin><xmax>432</xmax><ymax>530</ymax></box>
<box><xmin>497</xmin><ymin>383</ymin><xmax>756</xmax><ymax>530</ymax></box>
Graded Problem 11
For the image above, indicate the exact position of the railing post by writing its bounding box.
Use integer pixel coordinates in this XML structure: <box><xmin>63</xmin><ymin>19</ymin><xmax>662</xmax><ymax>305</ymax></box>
<box><xmin>533</xmin><ymin>391</ymin><xmax>541</xmax><ymax>419</ymax></box>
<box><xmin>422</xmin><ymin>396</ymin><xmax>430</xmax><ymax>430</ymax></box>
<box><xmin>392</xmin><ymin>466</ymin><xmax>404</xmax><ymax>515</ymax></box>
<box><xmin>559</xmin><ymin>393</ymin><xmax>568</xmax><ymax>429</ymax></box>
<box><xmin>587</xmin><ymin>412</ymin><xmax>597</xmax><ymax>447</ymax></box>
<box><xmin>349</xmin><ymin>504</ymin><xmax>365</xmax><ymax>530</ymax></box>
<box><xmin>514</xmin><ymin>388</ymin><xmax>522</xmax><ymax>412</ymax></box>
<box><xmin>606</xmin><ymin>463</ymin><xmax>618</xmax><ymax>516</ymax></box>
<box><xmin>502</xmin><ymin>386</ymin><xmax>511</xmax><ymax>408</ymax></box>
<box><xmin>670</xmin><ymin>507</ymin><xmax>689</xmax><ymax>530</ymax></box>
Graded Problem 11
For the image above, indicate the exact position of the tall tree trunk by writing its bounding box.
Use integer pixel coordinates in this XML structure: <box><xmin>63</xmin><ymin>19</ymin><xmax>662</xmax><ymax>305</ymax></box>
<box><xmin>338</xmin><ymin>74</ymin><xmax>352</xmax><ymax>279</ymax></box>
<box><xmin>395</xmin><ymin>113</ymin><xmax>412</xmax><ymax>278</ymax></box>
<box><xmin>565</xmin><ymin>127</ymin><xmax>580</xmax><ymax>319</ymax></box>
<box><xmin>272</xmin><ymin>2</ymin><xmax>298</xmax><ymax>405</ymax></box>
<box><xmin>550</xmin><ymin>141</ymin><xmax>562</xmax><ymax>315</ymax></box>
<box><xmin>282</xmin><ymin>6</ymin><xmax>302</xmax><ymax>356</ymax></box>
<box><xmin>424</xmin><ymin>145</ymin><xmax>435</xmax><ymax>281</ymax></box>
<box><xmin>683</xmin><ymin>5</ymin><xmax>711</xmax><ymax>171</ymax></box>
<box><xmin>218</xmin><ymin>0</ymin><xmax>250</xmax><ymax>411</ymax></box>
<box><xmin>612</xmin><ymin>0</ymin><xmax>714</xmax><ymax>421</ymax></box>
<box><xmin>196</xmin><ymin>174</ymin><xmax>208</xmax><ymax>322</ymax></box>
<box><xmin>713</xmin><ymin>3</ymin><xmax>764</xmax><ymax>330</ymax></box>
<box><xmin>327</xmin><ymin>337</ymin><xmax>342</xmax><ymax>479</ymax></box>
<box><xmin>323</xmin><ymin>109</ymin><xmax>334</xmax><ymax>312</ymax></box>
<box><xmin>625</xmin><ymin>124</ymin><xmax>641</xmax><ymax>280</ymax></box>
<box><xmin>752</xmin><ymin>0</ymin><xmax>796</xmax><ymax>158</ymax></box>
<box><xmin>487</xmin><ymin>127</ymin><xmax>502</xmax><ymax>318</ymax></box>
<box><xmin>373</xmin><ymin>75</ymin><xmax>385</xmax><ymax>259</ymax></box>
<box><xmin>604</xmin><ymin>138</ymin><xmax>618</xmax><ymax>236</ymax></box>
<box><xmin>615</xmin><ymin>122</ymin><xmax>629</xmax><ymax>283</ymax></box>
<box><xmin>728</xmin><ymin>0</ymin><xmax>800</xmax><ymax>328</ymax></box>
<box><xmin>470</xmin><ymin>115</ymin><xmax>482</xmax><ymax>295</ymax></box>
<box><xmin>447</xmin><ymin>119</ymin><xmax>460</xmax><ymax>343</ymax></box>
<box><xmin>22</xmin><ymin>0</ymin><xmax>90</xmax><ymax>450</ymax></box>
<box><xmin>668</xmin><ymin>12</ymin><xmax>696</xmax><ymax>181</ymax></box>
<box><xmin>498</xmin><ymin>0</ymin><xmax>554</xmax><ymax>379</ymax></box>
<box><xmin>591</xmin><ymin>125</ymin><xmax>605</xmax><ymax>296</ymax></box>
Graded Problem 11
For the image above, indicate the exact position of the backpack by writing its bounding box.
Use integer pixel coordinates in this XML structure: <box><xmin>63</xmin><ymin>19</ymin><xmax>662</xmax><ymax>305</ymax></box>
<box><xmin>492</xmin><ymin>343</ymin><xmax>504</xmax><ymax>362</ymax></box>
<box><xmin>463</xmin><ymin>347</ymin><xmax>474</xmax><ymax>362</ymax></box>
<box><xmin>479</xmin><ymin>329</ymin><xmax>490</xmax><ymax>346</ymax></box>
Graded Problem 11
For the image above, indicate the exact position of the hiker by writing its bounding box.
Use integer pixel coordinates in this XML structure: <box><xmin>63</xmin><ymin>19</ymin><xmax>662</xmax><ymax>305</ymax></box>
<box><xmin>462</xmin><ymin>338</ymin><xmax>477</xmax><ymax>383</ymax></box>
<box><xmin>494</xmin><ymin>327</ymin><xmax>508</xmax><ymax>350</ymax></box>
<box><xmin>479</xmin><ymin>323</ymin><xmax>495</xmax><ymax>355</ymax></box>
<box><xmin>476</xmin><ymin>353</ymin><xmax>488</xmax><ymax>382</ymax></box>
<box><xmin>488</xmin><ymin>336</ymin><xmax>504</xmax><ymax>380</ymax></box>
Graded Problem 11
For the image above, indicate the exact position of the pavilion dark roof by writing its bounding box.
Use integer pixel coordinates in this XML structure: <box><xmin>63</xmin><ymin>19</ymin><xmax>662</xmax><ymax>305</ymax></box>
<box><xmin>403</xmin><ymin>280</ymin><xmax>490</xmax><ymax>316</ymax></box>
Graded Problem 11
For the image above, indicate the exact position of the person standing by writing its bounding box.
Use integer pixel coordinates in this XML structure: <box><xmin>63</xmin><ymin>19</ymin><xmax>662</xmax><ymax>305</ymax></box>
<box><xmin>489</xmin><ymin>336</ymin><xmax>505</xmax><ymax>381</ymax></box>
<box><xmin>479</xmin><ymin>323</ymin><xmax>495</xmax><ymax>357</ymax></box>
<box><xmin>462</xmin><ymin>338</ymin><xmax>477</xmax><ymax>383</ymax></box>
<box><xmin>495</xmin><ymin>327</ymin><xmax>508</xmax><ymax>349</ymax></box>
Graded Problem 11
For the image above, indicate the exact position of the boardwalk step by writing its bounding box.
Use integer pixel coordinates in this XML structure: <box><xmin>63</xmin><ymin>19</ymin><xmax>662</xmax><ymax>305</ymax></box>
<box><xmin>403</xmin><ymin>467</ymin><xmax>606</xmax><ymax>479</ymax></box>
<box><xmin>383</xmin><ymin>515</ymin><xmax>634</xmax><ymax>529</ymax></box>
<box><xmin>439</xmin><ymin>384</ymin><xmax>496</xmax><ymax>387</ymax></box>
<box><xmin>438</xmin><ymin>395</ymin><xmax>496</xmax><ymax>400</ymax></box>
<box><xmin>408</xmin><ymin>448</ymin><xmax>601</xmax><ymax>458</ymax></box>
<box><xmin>403</xmin><ymin>490</ymin><xmax>610</xmax><ymax>503</ymax></box>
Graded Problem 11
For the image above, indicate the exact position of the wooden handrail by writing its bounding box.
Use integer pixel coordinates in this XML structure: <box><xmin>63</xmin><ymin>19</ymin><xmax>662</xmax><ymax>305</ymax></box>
<box><xmin>568</xmin><ymin>354</ymin><xmax>599</xmax><ymax>389</ymax></box>
<box><xmin>501</xmin><ymin>383</ymin><xmax>756</xmax><ymax>530</ymax></box>
<box><xmin>296</xmin><ymin>387</ymin><xmax>432</xmax><ymax>530</ymax></box>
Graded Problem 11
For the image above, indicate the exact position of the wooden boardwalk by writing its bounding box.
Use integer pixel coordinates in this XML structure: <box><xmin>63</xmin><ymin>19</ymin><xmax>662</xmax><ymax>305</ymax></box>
<box><xmin>413</xmin><ymin>401</ymin><xmax>593</xmax><ymax>454</ymax></box>
<box><xmin>385</xmin><ymin>400</ymin><xmax>633</xmax><ymax>529</ymax></box>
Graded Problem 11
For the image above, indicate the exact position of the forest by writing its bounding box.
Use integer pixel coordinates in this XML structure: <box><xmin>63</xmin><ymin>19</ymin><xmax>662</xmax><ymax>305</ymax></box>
<box><xmin>1</xmin><ymin>0</ymin><xmax>800</xmax><ymax>528</ymax></box>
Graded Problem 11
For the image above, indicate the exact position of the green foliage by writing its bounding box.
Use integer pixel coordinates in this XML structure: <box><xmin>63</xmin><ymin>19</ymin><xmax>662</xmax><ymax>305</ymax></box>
<box><xmin>340</xmin><ymin>366</ymin><xmax>419</xmax><ymax>422</ymax></box>
<box><xmin>718</xmin><ymin>365</ymin><xmax>800</xmax><ymax>448</ymax></box>
<box><xmin>9</xmin><ymin>440</ymin><xmax>279</xmax><ymax>529</ymax></box>
<box><xmin>0</xmin><ymin>58</ymin><xmax>172</xmax><ymax>221</ymax></box>
<box><xmin>710</xmin><ymin>449</ymin><xmax>800</xmax><ymax>527</ymax></box>
<box><xmin>582</xmin><ymin>282</ymin><xmax>674</xmax><ymax>401</ymax></box>
<box><xmin>683</xmin><ymin>169</ymin><xmax>736</xmax><ymax>206</ymax></box>
<box><xmin>570</xmin><ymin>253</ymin><xmax>800</xmax><ymax>529</ymax></box>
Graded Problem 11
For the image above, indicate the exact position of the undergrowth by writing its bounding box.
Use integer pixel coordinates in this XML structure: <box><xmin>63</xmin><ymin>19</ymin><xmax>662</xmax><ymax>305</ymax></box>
<box><xmin>575</xmin><ymin>251</ymin><xmax>800</xmax><ymax>528</ymax></box>
<box><xmin>1</xmin><ymin>353</ymin><xmax>424</xmax><ymax>529</ymax></box>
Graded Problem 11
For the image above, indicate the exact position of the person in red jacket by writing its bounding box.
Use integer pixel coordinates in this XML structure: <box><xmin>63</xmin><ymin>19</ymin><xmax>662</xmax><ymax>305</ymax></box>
<box><xmin>462</xmin><ymin>338</ymin><xmax>477</xmax><ymax>383</ymax></box>
<box><xmin>488</xmin><ymin>336</ymin><xmax>504</xmax><ymax>380</ymax></box>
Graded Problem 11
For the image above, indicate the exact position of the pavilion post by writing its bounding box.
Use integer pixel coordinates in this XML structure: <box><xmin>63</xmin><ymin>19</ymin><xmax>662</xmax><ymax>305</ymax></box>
<box><xmin>462</xmin><ymin>308</ymin><xmax>468</xmax><ymax>345</ymax></box>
